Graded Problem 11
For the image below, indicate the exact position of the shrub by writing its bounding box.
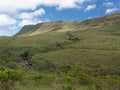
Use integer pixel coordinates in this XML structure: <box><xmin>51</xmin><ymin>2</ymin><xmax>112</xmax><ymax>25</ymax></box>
<box><xmin>78</xmin><ymin>73</ymin><xmax>95</xmax><ymax>85</ymax></box>
<box><xmin>62</xmin><ymin>84</ymin><xmax>75</xmax><ymax>90</ymax></box>
<box><xmin>65</xmin><ymin>75</ymin><xmax>78</xmax><ymax>83</ymax></box>
<box><xmin>94</xmin><ymin>78</ymin><xmax>103</xmax><ymax>90</ymax></box>
<box><xmin>34</xmin><ymin>60</ymin><xmax>56</xmax><ymax>72</ymax></box>
<box><xmin>60</xmin><ymin>64</ymin><xmax>72</xmax><ymax>73</ymax></box>
<box><xmin>105</xmin><ymin>75</ymin><xmax>120</xmax><ymax>90</ymax></box>
<box><xmin>67</xmin><ymin>33</ymin><xmax>80</xmax><ymax>42</ymax></box>
<box><xmin>7</xmin><ymin>62</ymin><xmax>18</xmax><ymax>69</ymax></box>
<box><xmin>20</xmin><ymin>51</ymin><xmax>29</xmax><ymax>60</ymax></box>
<box><xmin>41</xmin><ymin>43</ymin><xmax>65</xmax><ymax>53</ymax></box>
<box><xmin>0</xmin><ymin>66</ymin><xmax>5</xmax><ymax>71</ymax></box>
<box><xmin>33</xmin><ymin>73</ymin><xmax>55</xmax><ymax>85</ymax></box>
<box><xmin>0</xmin><ymin>69</ymin><xmax>22</xmax><ymax>90</ymax></box>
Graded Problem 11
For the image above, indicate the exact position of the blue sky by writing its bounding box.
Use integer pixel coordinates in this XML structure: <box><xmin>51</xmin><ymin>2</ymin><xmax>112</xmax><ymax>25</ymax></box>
<box><xmin>0</xmin><ymin>0</ymin><xmax>120</xmax><ymax>36</ymax></box>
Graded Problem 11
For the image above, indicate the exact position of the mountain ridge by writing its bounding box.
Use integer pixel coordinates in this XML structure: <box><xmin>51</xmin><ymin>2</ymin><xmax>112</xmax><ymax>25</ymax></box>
<box><xmin>15</xmin><ymin>13</ymin><xmax>120</xmax><ymax>37</ymax></box>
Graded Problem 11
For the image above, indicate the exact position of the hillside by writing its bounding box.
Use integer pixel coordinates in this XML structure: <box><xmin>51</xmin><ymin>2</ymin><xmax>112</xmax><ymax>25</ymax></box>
<box><xmin>15</xmin><ymin>21</ymin><xmax>81</xmax><ymax>36</ymax></box>
<box><xmin>0</xmin><ymin>13</ymin><xmax>120</xmax><ymax>90</ymax></box>
<box><xmin>3</xmin><ymin>12</ymin><xmax>120</xmax><ymax>71</ymax></box>
<box><xmin>16</xmin><ymin>13</ymin><xmax>120</xmax><ymax>37</ymax></box>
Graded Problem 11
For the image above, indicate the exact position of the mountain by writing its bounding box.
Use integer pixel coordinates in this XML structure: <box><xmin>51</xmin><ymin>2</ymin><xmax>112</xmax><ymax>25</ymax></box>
<box><xmin>16</xmin><ymin>13</ymin><xmax>120</xmax><ymax>37</ymax></box>
<box><xmin>15</xmin><ymin>21</ymin><xmax>81</xmax><ymax>36</ymax></box>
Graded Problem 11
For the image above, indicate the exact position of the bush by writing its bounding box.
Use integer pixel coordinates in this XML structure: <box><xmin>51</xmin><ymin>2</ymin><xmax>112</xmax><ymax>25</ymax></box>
<box><xmin>0</xmin><ymin>68</ymin><xmax>22</xmax><ymax>90</ymax></box>
<box><xmin>65</xmin><ymin>75</ymin><xmax>78</xmax><ymax>83</ymax></box>
<box><xmin>33</xmin><ymin>73</ymin><xmax>55</xmax><ymax>85</ymax></box>
<box><xmin>60</xmin><ymin>64</ymin><xmax>72</xmax><ymax>73</ymax></box>
<box><xmin>41</xmin><ymin>43</ymin><xmax>65</xmax><ymax>53</ymax></box>
<box><xmin>7</xmin><ymin>62</ymin><xmax>18</xmax><ymax>69</ymax></box>
<box><xmin>33</xmin><ymin>60</ymin><xmax>56</xmax><ymax>72</ymax></box>
<box><xmin>78</xmin><ymin>73</ymin><xmax>95</xmax><ymax>85</ymax></box>
<box><xmin>94</xmin><ymin>78</ymin><xmax>103</xmax><ymax>90</ymax></box>
<box><xmin>62</xmin><ymin>84</ymin><xmax>75</xmax><ymax>90</ymax></box>
<box><xmin>20</xmin><ymin>51</ymin><xmax>29</xmax><ymax>60</ymax></box>
<box><xmin>105</xmin><ymin>75</ymin><xmax>120</xmax><ymax>90</ymax></box>
<box><xmin>67</xmin><ymin>33</ymin><xmax>80</xmax><ymax>42</ymax></box>
<box><xmin>0</xmin><ymin>66</ymin><xmax>5</xmax><ymax>71</ymax></box>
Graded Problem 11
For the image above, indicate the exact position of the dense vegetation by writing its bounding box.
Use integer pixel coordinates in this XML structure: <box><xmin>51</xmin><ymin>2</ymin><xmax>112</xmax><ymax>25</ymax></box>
<box><xmin>0</xmin><ymin>13</ymin><xmax>120</xmax><ymax>90</ymax></box>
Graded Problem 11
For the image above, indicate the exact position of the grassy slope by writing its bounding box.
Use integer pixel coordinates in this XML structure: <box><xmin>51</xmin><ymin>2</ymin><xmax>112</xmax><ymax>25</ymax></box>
<box><xmin>16</xmin><ymin>21</ymin><xmax>81</xmax><ymax>36</ymax></box>
<box><xmin>0</xmin><ymin>13</ymin><xmax>119</xmax><ymax>68</ymax></box>
<box><xmin>0</xmin><ymin>13</ymin><xmax>120</xmax><ymax>90</ymax></box>
<box><xmin>34</xmin><ymin>24</ymin><xmax>120</xmax><ymax>69</ymax></box>
<box><xmin>11</xmin><ymin>13</ymin><xmax>120</xmax><ymax>69</ymax></box>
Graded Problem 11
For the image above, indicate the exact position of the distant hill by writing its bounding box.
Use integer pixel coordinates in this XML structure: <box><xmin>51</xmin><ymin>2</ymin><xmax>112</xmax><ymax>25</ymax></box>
<box><xmin>15</xmin><ymin>21</ymin><xmax>81</xmax><ymax>36</ymax></box>
<box><xmin>15</xmin><ymin>13</ymin><xmax>120</xmax><ymax>37</ymax></box>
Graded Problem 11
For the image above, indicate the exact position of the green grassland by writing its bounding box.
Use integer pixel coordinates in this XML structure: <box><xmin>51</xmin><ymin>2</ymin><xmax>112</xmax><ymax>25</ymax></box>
<box><xmin>0</xmin><ymin>13</ymin><xmax>120</xmax><ymax>90</ymax></box>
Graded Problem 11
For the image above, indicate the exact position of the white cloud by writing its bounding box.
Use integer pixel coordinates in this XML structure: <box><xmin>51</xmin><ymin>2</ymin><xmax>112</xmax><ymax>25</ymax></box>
<box><xmin>87</xmin><ymin>16</ymin><xmax>92</xmax><ymax>19</ymax></box>
<box><xmin>19</xmin><ymin>8</ymin><xmax>45</xmax><ymax>20</ymax></box>
<box><xmin>105</xmin><ymin>8</ymin><xmax>119</xmax><ymax>14</ymax></box>
<box><xmin>103</xmin><ymin>2</ymin><xmax>114</xmax><ymax>7</ymax></box>
<box><xmin>18</xmin><ymin>19</ymin><xmax>42</xmax><ymax>27</ymax></box>
<box><xmin>57</xmin><ymin>0</ymin><xmax>80</xmax><ymax>10</ymax></box>
<box><xmin>57</xmin><ymin>0</ymin><xmax>92</xmax><ymax>10</ymax></box>
<box><xmin>18</xmin><ymin>8</ymin><xmax>45</xmax><ymax>27</ymax></box>
<box><xmin>19</xmin><ymin>13</ymin><xmax>34</xmax><ymax>20</ymax></box>
<box><xmin>85</xmin><ymin>4</ymin><xmax>96</xmax><ymax>11</ymax></box>
<box><xmin>33</xmin><ymin>8</ymin><xmax>45</xmax><ymax>16</ymax></box>
<box><xmin>0</xmin><ymin>14</ymin><xmax>17</xmax><ymax>26</ymax></box>
<box><xmin>0</xmin><ymin>0</ymin><xmax>91</xmax><ymax>14</ymax></box>
<box><xmin>19</xmin><ymin>20</ymin><xmax>35</xmax><ymax>27</ymax></box>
